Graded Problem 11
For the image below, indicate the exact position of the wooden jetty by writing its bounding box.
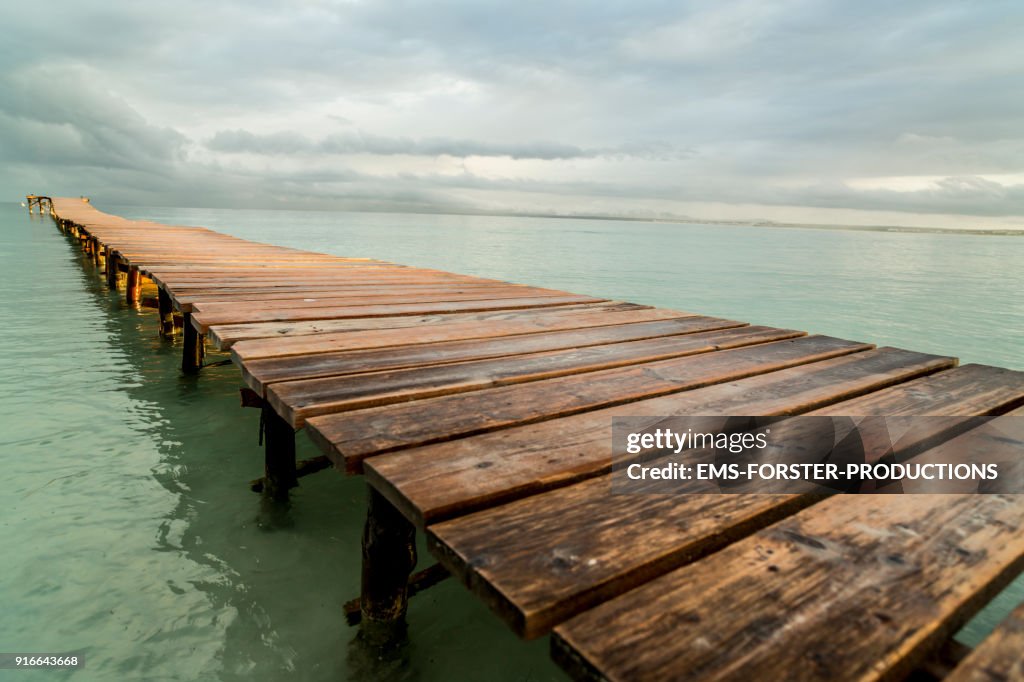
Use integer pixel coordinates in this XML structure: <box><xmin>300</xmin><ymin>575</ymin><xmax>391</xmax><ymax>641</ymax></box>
<box><xmin>25</xmin><ymin>194</ymin><xmax>54</xmax><ymax>214</ymax></box>
<box><xmin>42</xmin><ymin>195</ymin><xmax>1024</xmax><ymax>681</ymax></box>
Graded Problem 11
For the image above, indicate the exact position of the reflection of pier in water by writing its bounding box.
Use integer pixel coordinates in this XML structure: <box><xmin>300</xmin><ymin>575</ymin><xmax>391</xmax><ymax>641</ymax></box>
<box><xmin>43</xmin><ymin>194</ymin><xmax>1024</xmax><ymax>681</ymax></box>
<box><xmin>61</xmin><ymin>228</ymin><xmax>376</xmax><ymax>677</ymax></box>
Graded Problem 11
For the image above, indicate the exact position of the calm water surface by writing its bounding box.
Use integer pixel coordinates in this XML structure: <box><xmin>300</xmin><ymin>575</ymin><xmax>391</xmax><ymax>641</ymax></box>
<box><xmin>1</xmin><ymin>202</ymin><xmax>1021</xmax><ymax>681</ymax></box>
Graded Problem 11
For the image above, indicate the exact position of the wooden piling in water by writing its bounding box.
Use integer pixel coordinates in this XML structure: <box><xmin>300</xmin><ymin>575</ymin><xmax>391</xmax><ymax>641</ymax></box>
<box><xmin>181</xmin><ymin>313</ymin><xmax>204</xmax><ymax>373</ymax></box>
<box><xmin>262</xmin><ymin>404</ymin><xmax>297</xmax><ymax>500</ymax></box>
<box><xmin>158</xmin><ymin>287</ymin><xmax>175</xmax><ymax>338</ymax></box>
<box><xmin>105</xmin><ymin>251</ymin><xmax>118</xmax><ymax>288</ymax></box>
<box><xmin>360</xmin><ymin>486</ymin><xmax>417</xmax><ymax>640</ymax></box>
<box><xmin>126</xmin><ymin>266</ymin><xmax>141</xmax><ymax>304</ymax></box>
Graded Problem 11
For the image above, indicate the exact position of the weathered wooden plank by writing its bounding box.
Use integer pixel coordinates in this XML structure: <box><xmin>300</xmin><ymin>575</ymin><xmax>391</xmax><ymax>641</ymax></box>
<box><xmin>423</xmin><ymin>365</ymin><xmax>1024</xmax><ymax>638</ymax></box>
<box><xmin>153</xmin><ymin>271</ymin><xmax>479</xmax><ymax>282</ymax></box>
<box><xmin>173</xmin><ymin>283</ymin><xmax>523</xmax><ymax>307</ymax></box>
<box><xmin>187</xmin><ymin>286</ymin><xmax>577</xmax><ymax>316</ymax></box>
<box><xmin>269</xmin><ymin>325</ymin><xmax>803</xmax><ymax>423</ymax></box>
<box><xmin>365</xmin><ymin>350</ymin><xmax>969</xmax><ymax>526</ymax></box>
<box><xmin>151</xmin><ymin>269</ymin><xmax>475</xmax><ymax>280</ymax></box>
<box><xmin>190</xmin><ymin>294</ymin><xmax>607</xmax><ymax>331</ymax></box>
<box><xmin>308</xmin><ymin>335</ymin><xmax>875</xmax><ymax>469</ymax></box>
<box><xmin>172</xmin><ymin>281</ymin><xmax>499</xmax><ymax>293</ymax></box>
<box><xmin>807</xmin><ymin>364</ymin><xmax>1024</xmax><ymax>416</ymax></box>
<box><xmin>944</xmin><ymin>600</ymin><xmax>1024</xmax><ymax>682</ymax></box>
<box><xmin>240</xmin><ymin>316</ymin><xmax>747</xmax><ymax>391</ymax></box>
<box><xmin>551</xmin><ymin>494</ymin><xmax>1024</xmax><ymax>682</ymax></box>
<box><xmin>226</xmin><ymin>303</ymin><xmax>672</xmax><ymax>355</ymax></box>
<box><xmin>160</xmin><ymin>276</ymin><xmax>485</xmax><ymax>290</ymax></box>
<box><xmin>885</xmin><ymin>409</ymin><xmax>1024</xmax><ymax>493</ymax></box>
<box><xmin>431</xmin><ymin>492</ymin><xmax>811</xmax><ymax>640</ymax></box>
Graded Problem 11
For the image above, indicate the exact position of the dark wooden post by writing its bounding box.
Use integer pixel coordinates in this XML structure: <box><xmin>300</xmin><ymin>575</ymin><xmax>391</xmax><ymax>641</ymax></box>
<box><xmin>158</xmin><ymin>287</ymin><xmax>175</xmax><ymax>338</ymax></box>
<box><xmin>181</xmin><ymin>313</ymin><xmax>204</xmax><ymax>373</ymax></box>
<box><xmin>105</xmin><ymin>251</ymin><xmax>118</xmax><ymax>288</ymax></box>
<box><xmin>360</xmin><ymin>486</ymin><xmax>417</xmax><ymax>643</ymax></box>
<box><xmin>262</xmin><ymin>405</ymin><xmax>297</xmax><ymax>501</ymax></box>
<box><xmin>91</xmin><ymin>238</ymin><xmax>102</xmax><ymax>267</ymax></box>
<box><xmin>126</xmin><ymin>266</ymin><xmax>141</xmax><ymax>304</ymax></box>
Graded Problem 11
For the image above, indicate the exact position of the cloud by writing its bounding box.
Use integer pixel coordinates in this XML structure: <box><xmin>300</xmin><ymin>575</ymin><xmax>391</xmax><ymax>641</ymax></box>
<box><xmin>1</xmin><ymin>0</ymin><xmax>1023</xmax><ymax>227</ymax></box>
<box><xmin>0</xmin><ymin>68</ymin><xmax>188</xmax><ymax>172</ymax></box>
<box><xmin>206</xmin><ymin>129</ymin><xmax>594</xmax><ymax>159</ymax></box>
<box><xmin>205</xmin><ymin>129</ymin><xmax>688</xmax><ymax>160</ymax></box>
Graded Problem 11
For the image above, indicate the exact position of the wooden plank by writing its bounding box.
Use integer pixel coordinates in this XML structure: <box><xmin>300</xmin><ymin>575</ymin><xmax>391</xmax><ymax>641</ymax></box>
<box><xmin>172</xmin><ymin>281</ymin><xmax>501</xmax><ymax>293</ymax></box>
<box><xmin>239</xmin><ymin>316</ymin><xmax>747</xmax><ymax>391</ymax></box>
<box><xmin>886</xmin><ymin>409</ymin><xmax>1024</xmax><ymax>493</ymax></box>
<box><xmin>269</xmin><ymin>325</ymin><xmax>804</xmax><ymax>422</ymax></box>
<box><xmin>151</xmin><ymin>270</ymin><xmax>468</xmax><ymax>280</ymax></box>
<box><xmin>175</xmin><ymin>287</ymin><xmax>531</xmax><ymax>312</ymax></box>
<box><xmin>551</xmin><ymin>494</ymin><xmax>1024</xmax><ymax>682</ymax></box>
<box><xmin>190</xmin><ymin>294</ymin><xmax>607</xmax><ymax>332</ymax></box>
<box><xmin>423</xmin><ymin>365</ymin><xmax>1024</xmax><ymax>638</ymax></box>
<box><xmin>187</xmin><ymin>286</ymin><xmax>577</xmax><ymax>315</ymax></box>
<box><xmin>152</xmin><ymin>269</ymin><xmax>477</xmax><ymax>280</ymax></box>
<box><xmin>174</xmin><ymin>283</ymin><xmax>523</xmax><ymax>305</ymax></box>
<box><xmin>210</xmin><ymin>302</ymin><xmax>651</xmax><ymax>349</ymax></box>
<box><xmin>159</xmin><ymin>276</ymin><xmax>484</xmax><ymax>289</ymax></box>
<box><xmin>431</xmin><ymin>492</ymin><xmax>810</xmax><ymax>641</ymax></box>
<box><xmin>944</xmin><ymin>600</ymin><xmax>1024</xmax><ymax>682</ymax></box>
<box><xmin>226</xmin><ymin>303</ymin><xmax>673</xmax><ymax>355</ymax></box>
<box><xmin>365</xmin><ymin>350</ymin><xmax>971</xmax><ymax>526</ymax></box>
<box><xmin>807</xmin><ymin>364</ymin><xmax>1024</xmax><ymax>416</ymax></box>
<box><xmin>307</xmin><ymin>335</ymin><xmax>875</xmax><ymax>469</ymax></box>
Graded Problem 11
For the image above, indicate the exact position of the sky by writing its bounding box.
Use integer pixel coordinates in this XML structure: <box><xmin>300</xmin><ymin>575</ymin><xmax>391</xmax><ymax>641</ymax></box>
<box><xmin>2</xmin><ymin>0</ymin><xmax>1023</xmax><ymax>229</ymax></box>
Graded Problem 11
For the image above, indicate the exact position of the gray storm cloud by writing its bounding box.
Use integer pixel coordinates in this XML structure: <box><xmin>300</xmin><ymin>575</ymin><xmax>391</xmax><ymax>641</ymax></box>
<box><xmin>1</xmin><ymin>0</ymin><xmax>1023</xmax><ymax>227</ymax></box>
<box><xmin>206</xmin><ymin>130</ymin><xmax>596</xmax><ymax>160</ymax></box>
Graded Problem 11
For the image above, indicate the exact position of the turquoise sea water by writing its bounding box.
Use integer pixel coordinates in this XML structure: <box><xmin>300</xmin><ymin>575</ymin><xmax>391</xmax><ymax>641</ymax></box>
<box><xmin>0</xmin><ymin>201</ymin><xmax>1021</xmax><ymax>681</ymax></box>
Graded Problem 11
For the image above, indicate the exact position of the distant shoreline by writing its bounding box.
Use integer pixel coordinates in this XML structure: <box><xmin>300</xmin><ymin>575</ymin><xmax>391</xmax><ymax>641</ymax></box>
<box><xmin>10</xmin><ymin>200</ymin><xmax>1023</xmax><ymax>236</ymax></box>
<box><xmin>482</xmin><ymin>211</ymin><xmax>1024</xmax><ymax>236</ymax></box>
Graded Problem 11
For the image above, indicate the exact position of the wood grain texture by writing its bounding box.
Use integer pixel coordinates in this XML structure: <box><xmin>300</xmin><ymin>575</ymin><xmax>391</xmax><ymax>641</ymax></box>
<box><xmin>309</xmin><ymin>335</ymin><xmax>874</xmax><ymax>468</ymax></box>
<box><xmin>190</xmin><ymin>294</ymin><xmax>607</xmax><ymax>332</ymax></box>
<box><xmin>423</xmin><ymin>364</ymin><xmax>1021</xmax><ymax>638</ymax></box>
<box><xmin>227</xmin><ymin>304</ymin><xmax>678</xmax><ymax>356</ymax></box>
<box><xmin>430</xmin><ymin>491</ymin><xmax>812</xmax><ymax>639</ymax></box>
<box><xmin>173</xmin><ymin>283</ymin><xmax>529</xmax><ymax>310</ymax></box>
<box><xmin>806</xmin><ymin>363</ymin><xmax>1024</xmax><ymax>416</ymax></box>
<box><xmin>212</xmin><ymin>302</ymin><xmax>651</xmax><ymax>349</ymax></box>
<box><xmin>269</xmin><ymin>325</ymin><xmax>803</xmax><ymax>424</ymax></box>
<box><xmin>239</xmin><ymin>316</ymin><xmax>747</xmax><ymax>393</ymax></box>
<box><xmin>187</xmin><ymin>286</ymin><xmax>573</xmax><ymax>315</ymax></box>
<box><xmin>552</xmin><ymin>494</ymin><xmax>1024</xmax><ymax>682</ymax></box>
<box><xmin>365</xmin><ymin>347</ymin><xmax>956</xmax><ymax>525</ymax></box>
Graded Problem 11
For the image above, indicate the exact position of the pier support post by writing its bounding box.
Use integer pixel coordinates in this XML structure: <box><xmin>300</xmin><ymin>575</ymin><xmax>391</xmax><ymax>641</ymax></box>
<box><xmin>126</xmin><ymin>266</ymin><xmax>141</xmax><ymax>304</ymax></box>
<box><xmin>91</xmin><ymin>238</ymin><xmax>102</xmax><ymax>267</ymax></box>
<box><xmin>359</xmin><ymin>486</ymin><xmax>417</xmax><ymax>643</ymax></box>
<box><xmin>181</xmin><ymin>313</ymin><xmax>205</xmax><ymax>373</ymax></box>
<box><xmin>262</xmin><ymin>405</ymin><xmax>297</xmax><ymax>501</ymax></box>
<box><xmin>158</xmin><ymin>288</ymin><xmax>175</xmax><ymax>338</ymax></box>
<box><xmin>105</xmin><ymin>251</ymin><xmax>118</xmax><ymax>288</ymax></box>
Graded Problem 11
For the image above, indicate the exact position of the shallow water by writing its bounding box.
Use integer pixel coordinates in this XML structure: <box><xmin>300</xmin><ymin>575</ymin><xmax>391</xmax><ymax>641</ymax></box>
<box><xmin>0</xmin><ymin>201</ymin><xmax>1021</xmax><ymax>681</ymax></box>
